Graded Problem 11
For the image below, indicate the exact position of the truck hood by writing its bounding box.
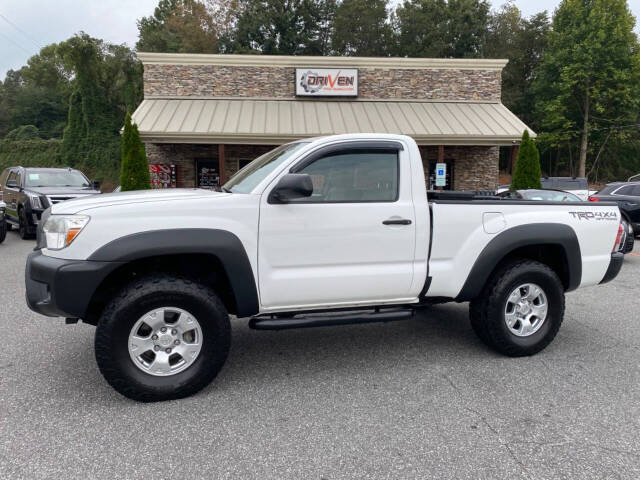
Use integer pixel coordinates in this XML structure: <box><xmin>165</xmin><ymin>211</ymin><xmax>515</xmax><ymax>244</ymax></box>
<box><xmin>51</xmin><ymin>188</ymin><xmax>227</xmax><ymax>214</ymax></box>
<box><xmin>26</xmin><ymin>186</ymin><xmax>101</xmax><ymax>196</ymax></box>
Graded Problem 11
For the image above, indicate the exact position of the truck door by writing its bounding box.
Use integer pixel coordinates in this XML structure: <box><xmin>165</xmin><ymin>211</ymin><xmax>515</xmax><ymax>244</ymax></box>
<box><xmin>258</xmin><ymin>142</ymin><xmax>416</xmax><ymax>309</ymax></box>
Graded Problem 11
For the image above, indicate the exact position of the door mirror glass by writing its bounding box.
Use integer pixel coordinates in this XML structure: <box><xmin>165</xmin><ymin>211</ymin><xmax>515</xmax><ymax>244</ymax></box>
<box><xmin>269</xmin><ymin>174</ymin><xmax>313</xmax><ymax>203</ymax></box>
<box><xmin>92</xmin><ymin>180</ymin><xmax>101</xmax><ymax>190</ymax></box>
<box><xmin>6</xmin><ymin>179</ymin><xmax>17</xmax><ymax>188</ymax></box>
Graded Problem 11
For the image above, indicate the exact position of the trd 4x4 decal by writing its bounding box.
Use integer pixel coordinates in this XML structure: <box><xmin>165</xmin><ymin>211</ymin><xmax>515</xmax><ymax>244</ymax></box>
<box><xmin>569</xmin><ymin>211</ymin><xmax>618</xmax><ymax>221</ymax></box>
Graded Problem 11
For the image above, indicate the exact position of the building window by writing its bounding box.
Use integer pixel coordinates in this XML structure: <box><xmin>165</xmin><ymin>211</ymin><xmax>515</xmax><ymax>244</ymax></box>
<box><xmin>196</xmin><ymin>159</ymin><xmax>220</xmax><ymax>189</ymax></box>
<box><xmin>427</xmin><ymin>160</ymin><xmax>454</xmax><ymax>190</ymax></box>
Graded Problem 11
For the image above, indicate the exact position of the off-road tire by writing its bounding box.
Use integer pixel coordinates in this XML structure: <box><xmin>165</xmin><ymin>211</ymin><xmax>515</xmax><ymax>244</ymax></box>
<box><xmin>95</xmin><ymin>275</ymin><xmax>231</xmax><ymax>402</ymax></box>
<box><xmin>469</xmin><ymin>260</ymin><xmax>565</xmax><ymax>357</ymax></box>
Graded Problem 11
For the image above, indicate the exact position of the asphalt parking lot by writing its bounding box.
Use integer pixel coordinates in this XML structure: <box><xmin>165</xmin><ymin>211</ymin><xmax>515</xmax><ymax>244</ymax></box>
<box><xmin>1</xmin><ymin>230</ymin><xmax>639</xmax><ymax>479</ymax></box>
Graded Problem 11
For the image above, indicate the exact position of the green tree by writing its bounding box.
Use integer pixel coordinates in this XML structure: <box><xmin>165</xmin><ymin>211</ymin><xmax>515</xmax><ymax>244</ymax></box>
<box><xmin>394</xmin><ymin>0</ymin><xmax>490</xmax><ymax>58</ymax></box>
<box><xmin>511</xmin><ymin>130</ymin><xmax>542</xmax><ymax>190</ymax></box>
<box><xmin>57</xmin><ymin>33</ymin><xmax>143</xmax><ymax>173</ymax></box>
<box><xmin>485</xmin><ymin>3</ymin><xmax>550</xmax><ymax>128</ymax></box>
<box><xmin>137</xmin><ymin>0</ymin><xmax>220</xmax><ymax>53</ymax></box>
<box><xmin>229</xmin><ymin>0</ymin><xmax>336</xmax><ymax>55</ymax></box>
<box><xmin>534</xmin><ymin>0</ymin><xmax>640</xmax><ymax>179</ymax></box>
<box><xmin>332</xmin><ymin>0</ymin><xmax>393</xmax><ymax>56</ymax></box>
<box><xmin>120</xmin><ymin>113</ymin><xmax>151</xmax><ymax>191</ymax></box>
<box><xmin>0</xmin><ymin>44</ymin><xmax>71</xmax><ymax>139</ymax></box>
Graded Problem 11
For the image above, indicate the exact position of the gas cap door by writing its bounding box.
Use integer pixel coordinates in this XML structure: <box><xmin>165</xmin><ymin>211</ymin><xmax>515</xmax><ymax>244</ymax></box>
<box><xmin>483</xmin><ymin>212</ymin><xmax>506</xmax><ymax>234</ymax></box>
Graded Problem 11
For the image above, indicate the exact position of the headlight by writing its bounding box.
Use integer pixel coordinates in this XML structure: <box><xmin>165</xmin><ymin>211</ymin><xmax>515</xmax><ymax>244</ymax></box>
<box><xmin>42</xmin><ymin>215</ymin><xmax>90</xmax><ymax>250</ymax></box>
<box><xmin>27</xmin><ymin>192</ymin><xmax>44</xmax><ymax>210</ymax></box>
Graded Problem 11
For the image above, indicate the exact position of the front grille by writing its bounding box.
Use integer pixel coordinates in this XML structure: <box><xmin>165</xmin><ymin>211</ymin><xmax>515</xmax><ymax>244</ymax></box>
<box><xmin>47</xmin><ymin>196</ymin><xmax>76</xmax><ymax>204</ymax></box>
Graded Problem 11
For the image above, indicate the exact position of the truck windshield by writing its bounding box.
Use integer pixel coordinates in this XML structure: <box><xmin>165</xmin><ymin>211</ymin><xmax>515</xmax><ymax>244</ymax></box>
<box><xmin>223</xmin><ymin>142</ymin><xmax>309</xmax><ymax>194</ymax></box>
<box><xmin>25</xmin><ymin>171</ymin><xmax>90</xmax><ymax>188</ymax></box>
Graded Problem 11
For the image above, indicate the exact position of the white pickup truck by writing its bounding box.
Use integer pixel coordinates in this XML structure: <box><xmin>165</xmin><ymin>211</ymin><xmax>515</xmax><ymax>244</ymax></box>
<box><xmin>26</xmin><ymin>134</ymin><xmax>624</xmax><ymax>402</ymax></box>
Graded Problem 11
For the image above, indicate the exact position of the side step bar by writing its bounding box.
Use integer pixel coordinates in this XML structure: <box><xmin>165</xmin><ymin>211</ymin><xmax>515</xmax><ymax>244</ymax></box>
<box><xmin>249</xmin><ymin>309</ymin><xmax>414</xmax><ymax>330</ymax></box>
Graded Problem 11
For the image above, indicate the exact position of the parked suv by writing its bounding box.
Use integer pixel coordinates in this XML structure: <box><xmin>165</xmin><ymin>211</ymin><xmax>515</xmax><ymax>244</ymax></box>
<box><xmin>0</xmin><ymin>167</ymin><xmax>101</xmax><ymax>239</ymax></box>
<box><xmin>589</xmin><ymin>181</ymin><xmax>640</xmax><ymax>237</ymax></box>
<box><xmin>540</xmin><ymin>177</ymin><xmax>590</xmax><ymax>201</ymax></box>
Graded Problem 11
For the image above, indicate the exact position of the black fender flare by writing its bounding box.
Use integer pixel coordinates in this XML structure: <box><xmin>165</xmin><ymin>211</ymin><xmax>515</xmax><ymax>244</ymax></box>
<box><xmin>89</xmin><ymin>228</ymin><xmax>259</xmax><ymax>317</ymax></box>
<box><xmin>455</xmin><ymin>223</ymin><xmax>582</xmax><ymax>302</ymax></box>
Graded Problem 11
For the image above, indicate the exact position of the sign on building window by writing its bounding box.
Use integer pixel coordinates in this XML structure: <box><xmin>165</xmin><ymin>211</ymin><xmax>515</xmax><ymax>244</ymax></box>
<box><xmin>149</xmin><ymin>164</ymin><xmax>177</xmax><ymax>189</ymax></box>
<box><xmin>296</xmin><ymin>68</ymin><xmax>358</xmax><ymax>97</ymax></box>
<box><xmin>435</xmin><ymin>163</ymin><xmax>447</xmax><ymax>187</ymax></box>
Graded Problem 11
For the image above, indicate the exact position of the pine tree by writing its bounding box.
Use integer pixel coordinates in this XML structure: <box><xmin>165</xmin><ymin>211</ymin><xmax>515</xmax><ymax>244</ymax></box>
<box><xmin>511</xmin><ymin>130</ymin><xmax>542</xmax><ymax>190</ymax></box>
<box><xmin>120</xmin><ymin>113</ymin><xmax>151</xmax><ymax>191</ymax></box>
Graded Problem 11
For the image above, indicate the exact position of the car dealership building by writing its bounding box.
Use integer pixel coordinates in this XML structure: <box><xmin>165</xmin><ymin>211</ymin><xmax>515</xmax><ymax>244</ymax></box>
<box><xmin>133</xmin><ymin>52</ymin><xmax>532</xmax><ymax>190</ymax></box>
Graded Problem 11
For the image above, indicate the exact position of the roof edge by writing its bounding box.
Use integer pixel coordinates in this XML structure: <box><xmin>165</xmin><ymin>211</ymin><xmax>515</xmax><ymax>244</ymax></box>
<box><xmin>138</xmin><ymin>132</ymin><xmax>531</xmax><ymax>146</ymax></box>
<box><xmin>142</xmin><ymin>95</ymin><xmax>503</xmax><ymax>104</ymax></box>
<box><xmin>136</xmin><ymin>52</ymin><xmax>508</xmax><ymax>71</ymax></box>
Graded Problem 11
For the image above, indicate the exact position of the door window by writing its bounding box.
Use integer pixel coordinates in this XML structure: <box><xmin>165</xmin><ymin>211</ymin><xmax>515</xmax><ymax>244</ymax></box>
<box><xmin>615</xmin><ymin>185</ymin><xmax>636</xmax><ymax>196</ymax></box>
<box><xmin>6</xmin><ymin>171</ymin><xmax>17</xmax><ymax>188</ymax></box>
<box><xmin>294</xmin><ymin>149</ymin><xmax>399</xmax><ymax>203</ymax></box>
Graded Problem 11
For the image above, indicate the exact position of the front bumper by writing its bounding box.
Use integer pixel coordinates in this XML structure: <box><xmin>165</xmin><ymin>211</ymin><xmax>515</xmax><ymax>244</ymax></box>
<box><xmin>599</xmin><ymin>252</ymin><xmax>624</xmax><ymax>284</ymax></box>
<box><xmin>25</xmin><ymin>250</ymin><xmax>123</xmax><ymax>318</ymax></box>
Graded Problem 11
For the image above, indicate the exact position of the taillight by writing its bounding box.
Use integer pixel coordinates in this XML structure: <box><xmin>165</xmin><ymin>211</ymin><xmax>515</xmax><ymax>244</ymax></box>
<box><xmin>613</xmin><ymin>223</ymin><xmax>624</xmax><ymax>252</ymax></box>
<box><xmin>588</xmin><ymin>196</ymin><xmax>599</xmax><ymax>202</ymax></box>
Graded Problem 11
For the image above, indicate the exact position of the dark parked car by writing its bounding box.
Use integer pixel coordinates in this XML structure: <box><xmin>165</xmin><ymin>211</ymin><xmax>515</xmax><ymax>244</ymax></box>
<box><xmin>0</xmin><ymin>167</ymin><xmax>101</xmax><ymax>239</ymax></box>
<box><xmin>498</xmin><ymin>189</ymin><xmax>582</xmax><ymax>202</ymax></box>
<box><xmin>589</xmin><ymin>182</ymin><xmax>640</xmax><ymax>237</ymax></box>
<box><xmin>619</xmin><ymin>218</ymin><xmax>635</xmax><ymax>254</ymax></box>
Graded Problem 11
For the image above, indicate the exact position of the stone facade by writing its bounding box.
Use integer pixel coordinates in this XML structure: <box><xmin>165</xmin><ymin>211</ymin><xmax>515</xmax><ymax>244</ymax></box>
<box><xmin>141</xmin><ymin>55</ymin><xmax>504</xmax><ymax>191</ymax></box>
<box><xmin>143</xmin><ymin>64</ymin><xmax>501</xmax><ymax>101</ymax></box>
<box><xmin>146</xmin><ymin>142</ymin><xmax>498</xmax><ymax>190</ymax></box>
<box><xmin>450</xmin><ymin>146</ymin><xmax>500</xmax><ymax>191</ymax></box>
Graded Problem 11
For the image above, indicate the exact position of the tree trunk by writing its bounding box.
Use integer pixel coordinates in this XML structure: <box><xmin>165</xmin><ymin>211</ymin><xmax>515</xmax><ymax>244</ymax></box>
<box><xmin>579</xmin><ymin>94</ymin><xmax>590</xmax><ymax>178</ymax></box>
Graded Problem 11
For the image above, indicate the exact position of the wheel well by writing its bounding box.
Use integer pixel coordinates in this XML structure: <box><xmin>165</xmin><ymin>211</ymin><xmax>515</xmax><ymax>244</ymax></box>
<box><xmin>84</xmin><ymin>254</ymin><xmax>237</xmax><ymax>325</ymax></box>
<box><xmin>491</xmin><ymin>244</ymin><xmax>571</xmax><ymax>290</ymax></box>
<box><xmin>620</xmin><ymin>211</ymin><xmax>631</xmax><ymax>223</ymax></box>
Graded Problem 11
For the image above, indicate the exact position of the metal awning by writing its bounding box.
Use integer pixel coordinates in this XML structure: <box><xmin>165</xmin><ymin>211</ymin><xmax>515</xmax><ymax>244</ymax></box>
<box><xmin>132</xmin><ymin>97</ymin><xmax>534</xmax><ymax>146</ymax></box>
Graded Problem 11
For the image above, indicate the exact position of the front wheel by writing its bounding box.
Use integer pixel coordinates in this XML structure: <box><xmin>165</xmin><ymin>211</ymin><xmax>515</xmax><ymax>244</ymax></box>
<box><xmin>0</xmin><ymin>218</ymin><xmax>6</xmax><ymax>243</ymax></box>
<box><xmin>18</xmin><ymin>208</ymin><xmax>33</xmax><ymax>239</ymax></box>
<box><xmin>95</xmin><ymin>275</ymin><xmax>231</xmax><ymax>402</ymax></box>
<box><xmin>469</xmin><ymin>260</ymin><xmax>565</xmax><ymax>357</ymax></box>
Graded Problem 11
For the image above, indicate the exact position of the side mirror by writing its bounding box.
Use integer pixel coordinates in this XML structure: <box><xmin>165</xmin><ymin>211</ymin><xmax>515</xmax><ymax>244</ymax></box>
<box><xmin>6</xmin><ymin>180</ymin><xmax>17</xmax><ymax>189</ymax></box>
<box><xmin>92</xmin><ymin>180</ymin><xmax>101</xmax><ymax>191</ymax></box>
<box><xmin>269</xmin><ymin>174</ymin><xmax>313</xmax><ymax>203</ymax></box>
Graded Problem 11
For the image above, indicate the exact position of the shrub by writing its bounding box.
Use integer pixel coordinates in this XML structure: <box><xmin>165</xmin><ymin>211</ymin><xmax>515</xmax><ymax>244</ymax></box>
<box><xmin>511</xmin><ymin>130</ymin><xmax>542</xmax><ymax>190</ymax></box>
<box><xmin>119</xmin><ymin>113</ymin><xmax>150</xmax><ymax>191</ymax></box>
<box><xmin>5</xmin><ymin>125</ymin><xmax>41</xmax><ymax>141</ymax></box>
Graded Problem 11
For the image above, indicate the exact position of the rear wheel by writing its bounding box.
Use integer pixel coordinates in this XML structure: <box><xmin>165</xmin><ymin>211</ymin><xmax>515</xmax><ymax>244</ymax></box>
<box><xmin>469</xmin><ymin>260</ymin><xmax>565</xmax><ymax>357</ymax></box>
<box><xmin>95</xmin><ymin>275</ymin><xmax>231</xmax><ymax>402</ymax></box>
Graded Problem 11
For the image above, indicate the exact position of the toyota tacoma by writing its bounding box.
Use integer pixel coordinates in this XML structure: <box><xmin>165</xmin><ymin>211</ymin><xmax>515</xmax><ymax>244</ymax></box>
<box><xmin>25</xmin><ymin>134</ymin><xmax>625</xmax><ymax>402</ymax></box>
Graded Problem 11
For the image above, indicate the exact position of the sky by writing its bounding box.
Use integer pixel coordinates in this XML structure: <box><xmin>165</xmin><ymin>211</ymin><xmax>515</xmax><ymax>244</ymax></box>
<box><xmin>1</xmin><ymin>0</ymin><xmax>640</xmax><ymax>79</ymax></box>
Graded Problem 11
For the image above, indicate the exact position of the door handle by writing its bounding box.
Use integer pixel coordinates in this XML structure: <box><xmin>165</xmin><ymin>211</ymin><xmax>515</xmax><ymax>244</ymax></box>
<box><xmin>383</xmin><ymin>218</ymin><xmax>412</xmax><ymax>225</ymax></box>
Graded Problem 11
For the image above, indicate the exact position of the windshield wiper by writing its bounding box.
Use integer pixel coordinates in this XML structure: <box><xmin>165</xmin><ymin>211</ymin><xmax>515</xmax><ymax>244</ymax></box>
<box><xmin>220</xmin><ymin>186</ymin><xmax>232</xmax><ymax>193</ymax></box>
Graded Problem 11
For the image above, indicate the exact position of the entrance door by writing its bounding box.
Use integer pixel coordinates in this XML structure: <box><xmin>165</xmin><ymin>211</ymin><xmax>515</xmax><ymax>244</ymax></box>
<box><xmin>258</xmin><ymin>144</ymin><xmax>416</xmax><ymax>310</ymax></box>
